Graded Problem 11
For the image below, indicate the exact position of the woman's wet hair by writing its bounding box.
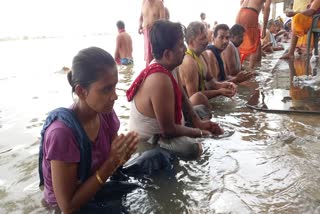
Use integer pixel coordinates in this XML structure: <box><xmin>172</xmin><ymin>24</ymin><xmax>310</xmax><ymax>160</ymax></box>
<box><xmin>150</xmin><ymin>20</ymin><xmax>185</xmax><ymax>60</ymax></box>
<box><xmin>67</xmin><ymin>47</ymin><xmax>115</xmax><ymax>92</ymax></box>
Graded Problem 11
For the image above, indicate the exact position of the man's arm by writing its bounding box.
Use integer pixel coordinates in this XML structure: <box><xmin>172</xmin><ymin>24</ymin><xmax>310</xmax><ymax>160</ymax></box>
<box><xmin>181</xmin><ymin>80</ymin><xmax>223</xmax><ymax>137</ymax></box>
<box><xmin>148</xmin><ymin>73</ymin><xmax>202</xmax><ymax>138</ymax></box>
<box><xmin>179</xmin><ymin>57</ymin><xmax>201</xmax><ymax>97</ymax></box>
<box><xmin>204</xmin><ymin>50</ymin><xmax>220</xmax><ymax>80</ymax></box>
<box><xmin>181</xmin><ymin>55</ymin><xmax>233</xmax><ymax>98</ymax></box>
<box><xmin>275</xmin><ymin>30</ymin><xmax>287</xmax><ymax>38</ymax></box>
<box><xmin>262</xmin><ymin>0</ymin><xmax>272</xmax><ymax>38</ymax></box>
<box><xmin>300</xmin><ymin>9</ymin><xmax>316</xmax><ymax>16</ymax></box>
<box><xmin>203</xmin><ymin>51</ymin><xmax>229</xmax><ymax>88</ymax></box>
<box><xmin>138</xmin><ymin>13</ymin><xmax>143</xmax><ymax>34</ymax></box>
<box><xmin>114</xmin><ymin>36</ymin><xmax>121</xmax><ymax>63</ymax></box>
<box><xmin>221</xmin><ymin>47</ymin><xmax>253</xmax><ymax>83</ymax></box>
<box><xmin>179</xmin><ymin>75</ymin><xmax>224</xmax><ymax>136</ymax></box>
<box><xmin>176</xmin><ymin>69</ymin><xmax>223</xmax><ymax>135</ymax></box>
<box><xmin>310</xmin><ymin>0</ymin><xmax>320</xmax><ymax>15</ymax></box>
<box><xmin>286</xmin><ymin>0</ymin><xmax>319</xmax><ymax>18</ymax></box>
<box><xmin>180</xmin><ymin>86</ymin><xmax>202</xmax><ymax>127</ymax></box>
<box><xmin>299</xmin><ymin>0</ymin><xmax>320</xmax><ymax>17</ymax></box>
<box><xmin>138</xmin><ymin>0</ymin><xmax>145</xmax><ymax>34</ymax></box>
<box><xmin>202</xmin><ymin>51</ymin><xmax>238</xmax><ymax>95</ymax></box>
<box><xmin>221</xmin><ymin>44</ymin><xmax>238</xmax><ymax>76</ymax></box>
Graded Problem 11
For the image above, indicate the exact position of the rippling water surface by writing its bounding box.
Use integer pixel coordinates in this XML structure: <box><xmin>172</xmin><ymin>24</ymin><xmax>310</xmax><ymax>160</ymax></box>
<box><xmin>0</xmin><ymin>36</ymin><xmax>320</xmax><ymax>213</ymax></box>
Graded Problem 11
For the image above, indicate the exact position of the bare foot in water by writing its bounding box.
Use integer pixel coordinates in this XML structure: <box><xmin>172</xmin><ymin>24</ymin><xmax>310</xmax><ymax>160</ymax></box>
<box><xmin>280</xmin><ymin>53</ymin><xmax>294</xmax><ymax>59</ymax></box>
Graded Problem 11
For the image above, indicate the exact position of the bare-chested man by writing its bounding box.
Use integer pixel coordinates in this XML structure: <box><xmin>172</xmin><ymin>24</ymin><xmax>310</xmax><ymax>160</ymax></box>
<box><xmin>114</xmin><ymin>20</ymin><xmax>133</xmax><ymax>65</ymax></box>
<box><xmin>179</xmin><ymin>22</ymin><xmax>237</xmax><ymax>109</ymax></box>
<box><xmin>205</xmin><ymin>24</ymin><xmax>253</xmax><ymax>84</ymax></box>
<box><xmin>236</xmin><ymin>0</ymin><xmax>272</xmax><ymax>69</ymax></box>
<box><xmin>222</xmin><ymin>24</ymin><xmax>245</xmax><ymax>76</ymax></box>
<box><xmin>221</xmin><ymin>24</ymin><xmax>255</xmax><ymax>81</ymax></box>
<box><xmin>200</xmin><ymin>12</ymin><xmax>209</xmax><ymax>31</ymax></box>
<box><xmin>127</xmin><ymin>20</ymin><xmax>223</xmax><ymax>160</ymax></box>
<box><xmin>139</xmin><ymin>0</ymin><xmax>165</xmax><ymax>66</ymax></box>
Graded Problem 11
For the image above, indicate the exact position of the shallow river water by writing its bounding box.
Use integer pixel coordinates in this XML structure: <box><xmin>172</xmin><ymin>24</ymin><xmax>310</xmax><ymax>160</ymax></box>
<box><xmin>0</xmin><ymin>36</ymin><xmax>320</xmax><ymax>214</ymax></box>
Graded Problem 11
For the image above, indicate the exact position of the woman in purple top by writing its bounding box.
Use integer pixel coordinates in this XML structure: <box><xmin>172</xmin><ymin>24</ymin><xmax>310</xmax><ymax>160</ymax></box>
<box><xmin>41</xmin><ymin>47</ymin><xmax>138</xmax><ymax>213</ymax></box>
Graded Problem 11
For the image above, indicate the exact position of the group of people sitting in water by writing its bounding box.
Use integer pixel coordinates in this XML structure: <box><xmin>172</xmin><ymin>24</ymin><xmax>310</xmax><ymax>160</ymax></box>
<box><xmin>38</xmin><ymin>0</ymin><xmax>320</xmax><ymax>212</ymax></box>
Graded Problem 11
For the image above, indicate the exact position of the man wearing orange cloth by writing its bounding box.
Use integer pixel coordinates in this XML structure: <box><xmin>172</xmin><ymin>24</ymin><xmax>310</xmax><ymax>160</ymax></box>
<box><xmin>139</xmin><ymin>0</ymin><xmax>165</xmax><ymax>66</ymax></box>
<box><xmin>280</xmin><ymin>0</ymin><xmax>320</xmax><ymax>59</ymax></box>
<box><xmin>236</xmin><ymin>0</ymin><xmax>272</xmax><ymax>69</ymax></box>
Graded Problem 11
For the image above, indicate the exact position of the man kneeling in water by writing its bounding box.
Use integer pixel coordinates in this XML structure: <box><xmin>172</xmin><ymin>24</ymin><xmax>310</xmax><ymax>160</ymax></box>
<box><xmin>126</xmin><ymin>20</ymin><xmax>223</xmax><ymax>160</ymax></box>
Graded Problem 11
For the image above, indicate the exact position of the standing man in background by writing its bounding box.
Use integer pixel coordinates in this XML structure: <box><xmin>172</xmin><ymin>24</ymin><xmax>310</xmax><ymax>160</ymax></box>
<box><xmin>236</xmin><ymin>0</ymin><xmax>272</xmax><ymax>70</ymax></box>
<box><xmin>280</xmin><ymin>0</ymin><xmax>320</xmax><ymax>59</ymax></box>
<box><xmin>139</xmin><ymin>0</ymin><xmax>165</xmax><ymax>66</ymax></box>
<box><xmin>114</xmin><ymin>20</ymin><xmax>133</xmax><ymax>65</ymax></box>
<box><xmin>200</xmin><ymin>12</ymin><xmax>209</xmax><ymax>31</ymax></box>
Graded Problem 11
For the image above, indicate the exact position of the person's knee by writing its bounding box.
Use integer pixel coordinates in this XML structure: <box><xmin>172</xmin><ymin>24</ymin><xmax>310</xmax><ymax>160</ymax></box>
<box><xmin>159</xmin><ymin>137</ymin><xmax>202</xmax><ymax>160</ymax></box>
<box><xmin>182</xmin><ymin>142</ymin><xmax>202</xmax><ymax>160</ymax></box>
<box><xmin>189</xmin><ymin>92</ymin><xmax>210</xmax><ymax>107</ymax></box>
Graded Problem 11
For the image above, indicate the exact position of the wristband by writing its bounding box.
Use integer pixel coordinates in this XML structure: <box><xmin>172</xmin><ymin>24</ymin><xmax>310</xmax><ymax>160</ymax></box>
<box><xmin>95</xmin><ymin>170</ymin><xmax>104</xmax><ymax>185</ymax></box>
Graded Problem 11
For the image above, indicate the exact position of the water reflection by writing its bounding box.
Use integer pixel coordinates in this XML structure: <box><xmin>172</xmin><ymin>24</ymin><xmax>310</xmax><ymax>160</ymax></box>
<box><xmin>247</xmin><ymin>57</ymin><xmax>320</xmax><ymax>114</ymax></box>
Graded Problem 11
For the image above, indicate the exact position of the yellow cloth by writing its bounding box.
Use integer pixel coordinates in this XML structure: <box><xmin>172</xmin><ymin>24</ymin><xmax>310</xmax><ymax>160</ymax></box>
<box><xmin>185</xmin><ymin>49</ymin><xmax>205</xmax><ymax>91</ymax></box>
<box><xmin>296</xmin><ymin>34</ymin><xmax>309</xmax><ymax>50</ymax></box>
<box><xmin>293</xmin><ymin>0</ymin><xmax>310</xmax><ymax>11</ymax></box>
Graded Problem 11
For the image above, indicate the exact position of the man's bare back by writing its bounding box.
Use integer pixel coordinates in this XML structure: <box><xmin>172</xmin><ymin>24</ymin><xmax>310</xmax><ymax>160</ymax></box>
<box><xmin>140</xmin><ymin>0</ymin><xmax>165</xmax><ymax>29</ymax></box>
<box><xmin>116</xmin><ymin>32</ymin><xmax>132</xmax><ymax>59</ymax></box>
<box><xmin>240</xmin><ymin>0</ymin><xmax>266</xmax><ymax>13</ymax></box>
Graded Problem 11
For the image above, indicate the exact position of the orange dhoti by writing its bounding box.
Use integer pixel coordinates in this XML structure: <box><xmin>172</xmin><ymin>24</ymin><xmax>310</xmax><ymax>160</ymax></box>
<box><xmin>236</xmin><ymin>7</ymin><xmax>261</xmax><ymax>63</ymax></box>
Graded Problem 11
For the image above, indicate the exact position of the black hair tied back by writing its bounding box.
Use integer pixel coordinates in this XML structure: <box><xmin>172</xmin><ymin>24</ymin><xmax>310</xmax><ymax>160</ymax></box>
<box><xmin>67</xmin><ymin>70</ymin><xmax>74</xmax><ymax>92</ymax></box>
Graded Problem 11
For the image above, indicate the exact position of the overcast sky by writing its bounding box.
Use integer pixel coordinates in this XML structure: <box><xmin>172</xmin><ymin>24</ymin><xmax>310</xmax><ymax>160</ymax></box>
<box><xmin>0</xmin><ymin>0</ymin><xmax>284</xmax><ymax>37</ymax></box>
